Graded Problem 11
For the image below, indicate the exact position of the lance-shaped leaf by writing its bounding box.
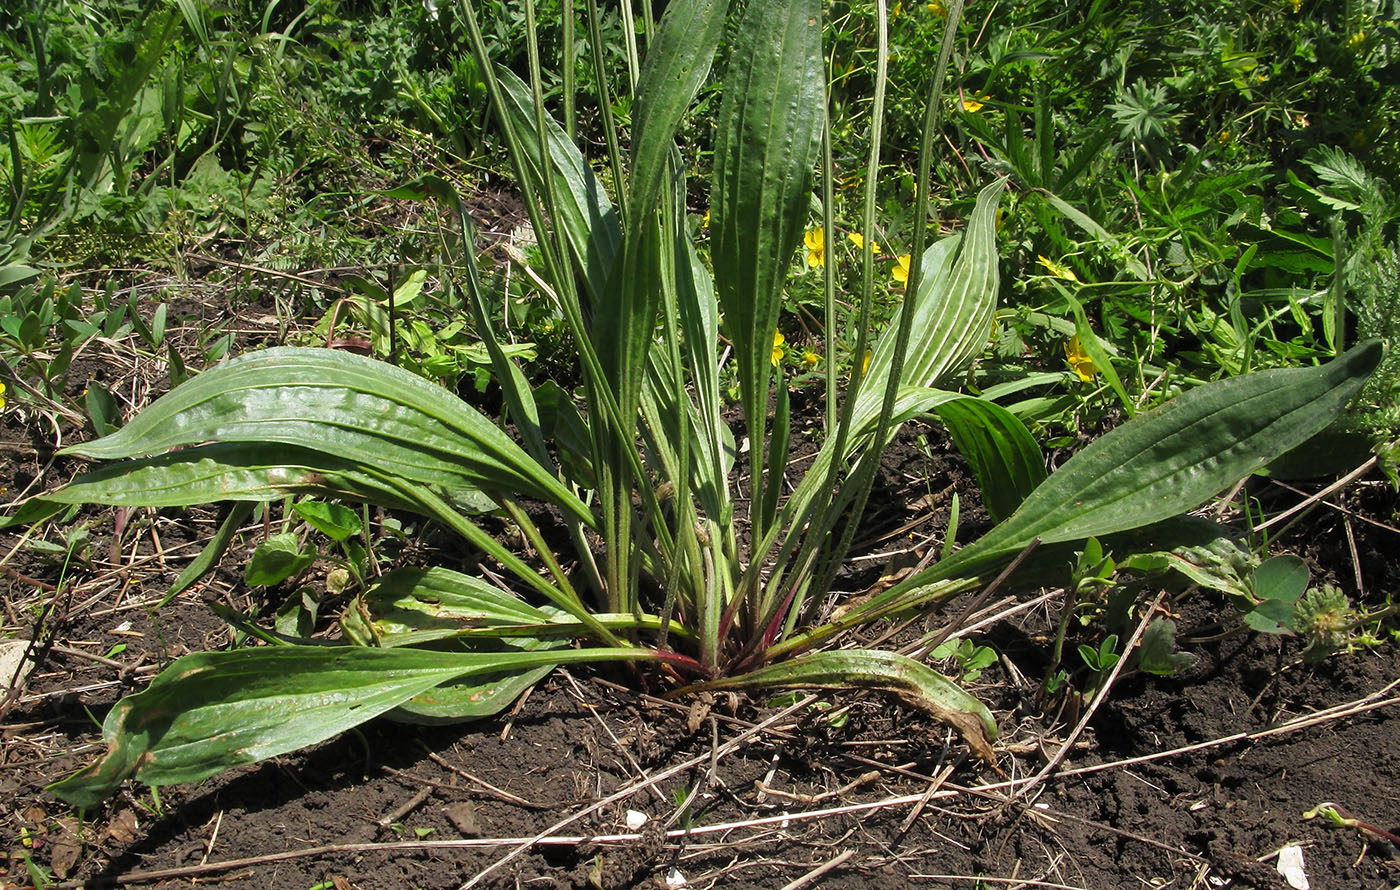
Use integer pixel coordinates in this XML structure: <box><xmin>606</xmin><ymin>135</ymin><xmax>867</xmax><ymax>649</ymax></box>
<box><xmin>850</xmin><ymin>181</ymin><xmax>1002</xmax><ymax>433</ymax></box>
<box><xmin>48</xmin><ymin>644</ymin><xmax>659</xmax><ymax>809</ymax></box>
<box><xmin>495</xmin><ymin>69</ymin><xmax>621</xmax><ymax>304</ymax></box>
<box><xmin>711</xmin><ymin>0</ymin><xmax>824</xmax><ymax>433</ymax></box>
<box><xmin>341</xmin><ymin>567</ymin><xmax>566</xmax><ymax>647</ymax></box>
<box><xmin>61</xmin><ymin>347</ymin><xmax>591</xmax><ymax>524</ymax></box>
<box><xmin>927</xmin><ymin>340</ymin><xmax>1385</xmax><ymax>583</ymax></box>
<box><xmin>338</xmin><ymin>568</ymin><xmax>574</xmax><ymax>723</ymax></box>
<box><xmin>934</xmin><ymin>397</ymin><xmax>1045</xmax><ymax>522</ymax></box>
<box><xmin>689</xmin><ymin>649</ymin><xmax>996</xmax><ymax>763</ymax></box>
<box><xmin>593</xmin><ymin>0</ymin><xmax>728</xmax><ymax>421</ymax></box>
<box><xmin>38</xmin><ymin>442</ymin><xmax>435</xmax><ymax>513</ymax></box>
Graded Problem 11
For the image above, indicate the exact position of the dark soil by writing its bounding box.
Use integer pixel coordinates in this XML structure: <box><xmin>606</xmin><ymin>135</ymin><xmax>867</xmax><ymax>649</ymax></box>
<box><xmin>3</xmin><ymin>287</ymin><xmax>1399</xmax><ymax>890</ymax></box>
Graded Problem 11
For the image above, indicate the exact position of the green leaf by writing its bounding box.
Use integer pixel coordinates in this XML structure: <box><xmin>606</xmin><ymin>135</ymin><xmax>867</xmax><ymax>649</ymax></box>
<box><xmin>491</xmin><ymin>72</ymin><xmax>620</xmax><ymax>303</ymax></box>
<box><xmin>40</xmin><ymin>442</ymin><xmax>439</xmax><ymax>514</ymax></box>
<box><xmin>598</xmin><ymin>0</ymin><xmax>729</xmax><ymax>424</ymax></box>
<box><xmin>85</xmin><ymin>384</ymin><xmax>121</xmax><ymax>437</ymax></box>
<box><xmin>927</xmin><ymin>340</ymin><xmax>1384</xmax><ymax>583</ymax></box>
<box><xmin>935</xmin><ymin>396</ymin><xmax>1045</xmax><ymax>522</ymax></box>
<box><xmin>341</xmin><ymin>567</ymin><xmax>561</xmax><ymax>647</ymax></box>
<box><xmin>1242</xmin><ymin>599</ymin><xmax>1298</xmax><ymax>635</ymax></box>
<box><xmin>245</xmin><ymin>532</ymin><xmax>315</xmax><ymax>586</ymax></box>
<box><xmin>275</xmin><ymin>587</ymin><xmax>320</xmax><ymax>639</ymax></box>
<box><xmin>293</xmin><ymin>499</ymin><xmax>362</xmax><ymax>542</ymax></box>
<box><xmin>711</xmin><ymin>0</ymin><xmax>824</xmax><ymax>451</ymax></box>
<box><xmin>159</xmin><ymin>502</ymin><xmax>255</xmax><ymax>608</ymax></box>
<box><xmin>852</xmin><ymin>182</ymin><xmax>1003</xmax><ymax>433</ymax></box>
<box><xmin>690</xmin><ymin>649</ymin><xmax>996</xmax><ymax>763</ymax></box>
<box><xmin>60</xmin><ymin>347</ymin><xmax>590</xmax><ymax>524</ymax></box>
<box><xmin>47</xmin><ymin>645</ymin><xmax>657</xmax><ymax>808</ymax></box>
<box><xmin>1137</xmin><ymin>618</ymin><xmax>1194</xmax><ymax>675</ymax></box>
<box><xmin>1243</xmin><ymin>554</ymin><xmax>1310</xmax><ymax>634</ymax></box>
<box><xmin>1251</xmin><ymin>554</ymin><xmax>1310</xmax><ymax>605</ymax></box>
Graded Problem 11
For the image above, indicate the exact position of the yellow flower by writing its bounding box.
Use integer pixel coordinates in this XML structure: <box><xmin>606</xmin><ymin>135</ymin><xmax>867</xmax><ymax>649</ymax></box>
<box><xmin>1064</xmin><ymin>335</ymin><xmax>1097</xmax><ymax>382</ymax></box>
<box><xmin>1347</xmin><ymin>31</ymin><xmax>1366</xmax><ymax>50</ymax></box>
<box><xmin>802</xmin><ymin>349</ymin><xmax>820</xmax><ymax>368</ymax></box>
<box><xmin>847</xmin><ymin>231</ymin><xmax>881</xmax><ymax>253</ymax></box>
<box><xmin>1287</xmin><ymin>0</ymin><xmax>1300</xmax><ymax>10</ymax></box>
<box><xmin>892</xmin><ymin>253</ymin><xmax>911</xmax><ymax>288</ymax></box>
<box><xmin>958</xmin><ymin>92</ymin><xmax>988</xmax><ymax>113</ymax></box>
<box><xmin>862</xmin><ymin>349</ymin><xmax>872</xmax><ymax>375</ymax></box>
<box><xmin>771</xmin><ymin>330</ymin><xmax>786</xmax><ymax>367</ymax></box>
<box><xmin>1036</xmin><ymin>255</ymin><xmax>1079</xmax><ymax>282</ymax></box>
<box><xmin>927</xmin><ymin>0</ymin><xmax>947</xmax><ymax>17</ymax></box>
<box><xmin>804</xmin><ymin>227</ymin><xmax>826</xmax><ymax>268</ymax></box>
<box><xmin>1217</xmin><ymin>129</ymin><xmax>1231</xmax><ymax>146</ymax></box>
<box><xmin>702</xmin><ymin>208</ymin><xmax>710</xmax><ymax>228</ymax></box>
<box><xmin>0</xmin><ymin>381</ymin><xmax>6</xmax><ymax>411</ymax></box>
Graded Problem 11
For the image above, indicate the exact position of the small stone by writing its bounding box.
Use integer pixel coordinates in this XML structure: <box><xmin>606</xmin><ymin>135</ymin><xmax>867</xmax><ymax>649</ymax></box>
<box><xmin>444</xmin><ymin>801</ymin><xmax>480</xmax><ymax>837</ymax></box>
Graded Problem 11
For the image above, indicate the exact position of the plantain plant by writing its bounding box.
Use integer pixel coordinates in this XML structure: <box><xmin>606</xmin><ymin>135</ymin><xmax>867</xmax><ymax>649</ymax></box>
<box><xmin>23</xmin><ymin>0</ymin><xmax>1380</xmax><ymax>809</ymax></box>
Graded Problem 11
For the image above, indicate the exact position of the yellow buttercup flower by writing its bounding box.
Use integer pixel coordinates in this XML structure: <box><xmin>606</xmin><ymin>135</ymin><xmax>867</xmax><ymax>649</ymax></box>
<box><xmin>1064</xmin><ymin>335</ymin><xmax>1097</xmax><ymax>382</ymax></box>
<box><xmin>862</xmin><ymin>349</ymin><xmax>872</xmax><ymax>375</ymax></box>
<box><xmin>1287</xmin><ymin>0</ymin><xmax>1300</xmax><ymax>10</ymax></box>
<box><xmin>847</xmin><ymin>231</ymin><xmax>881</xmax><ymax>253</ymax></box>
<box><xmin>892</xmin><ymin>253</ymin><xmax>911</xmax><ymax>288</ymax></box>
<box><xmin>1347</xmin><ymin>31</ymin><xmax>1366</xmax><ymax>50</ymax></box>
<box><xmin>802</xmin><ymin>349</ymin><xmax>820</xmax><ymax>368</ymax></box>
<box><xmin>804</xmin><ymin>227</ymin><xmax>826</xmax><ymax>268</ymax></box>
<box><xmin>771</xmin><ymin>330</ymin><xmax>786</xmax><ymax>367</ymax></box>
<box><xmin>701</xmin><ymin>208</ymin><xmax>710</xmax><ymax>228</ymax></box>
<box><xmin>927</xmin><ymin>0</ymin><xmax>947</xmax><ymax>17</ymax></box>
<box><xmin>1036</xmin><ymin>255</ymin><xmax>1079</xmax><ymax>282</ymax></box>
<box><xmin>958</xmin><ymin>92</ymin><xmax>988</xmax><ymax>113</ymax></box>
<box><xmin>0</xmin><ymin>381</ymin><xmax>6</xmax><ymax>411</ymax></box>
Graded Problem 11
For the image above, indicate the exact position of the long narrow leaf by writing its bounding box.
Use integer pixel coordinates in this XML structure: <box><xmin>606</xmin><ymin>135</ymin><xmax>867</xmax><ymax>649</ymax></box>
<box><xmin>927</xmin><ymin>339</ymin><xmax>1384</xmax><ymax>582</ymax></box>
<box><xmin>49</xmin><ymin>645</ymin><xmax>661</xmax><ymax>809</ymax></box>
<box><xmin>595</xmin><ymin>0</ymin><xmax>727</xmax><ymax>423</ymax></box>
<box><xmin>711</xmin><ymin>0</ymin><xmax>824</xmax><ymax>528</ymax></box>
<box><xmin>493</xmin><ymin>70</ymin><xmax>621</xmax><ymax>303</ymax></box>
<box><xmin>934</xmin><ymin>397</ymin><xmax>1045</xmax><ymax>523</ymax></box>
<box><xmin>63</xmin><ymin>347</ymin><xmax>591</xmax><ymax>524</ymax></box>
<box><xmin>850</xmin><ymin>181</ymin><xmax>1003</xmax><ymax>432</ymax></box>
<box><xmin>690</xmin><ymin>649</ymin><xmax>996</xmax><ymax>763</ymax></box>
